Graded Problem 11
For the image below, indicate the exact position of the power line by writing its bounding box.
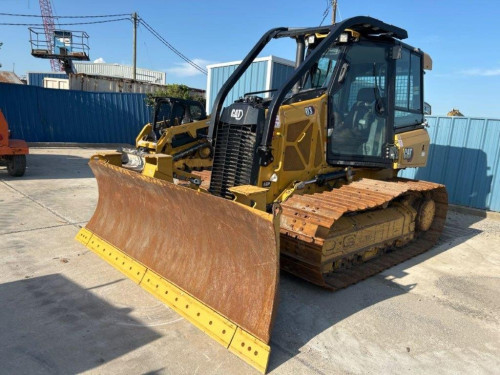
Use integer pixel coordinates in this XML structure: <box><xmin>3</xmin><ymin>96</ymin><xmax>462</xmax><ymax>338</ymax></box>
<box><xmin>0</xmin><ymin>12</ymin><xmax>130</xmax><ymax>18</ymax></box>
<box><xmin>139</xmin><ymin>17</ymin><xmax>207</xmax><ymax>75</ymax></box>
<box><xmin>0</xmin><ymin>17</ymin><xmax>131</xmax><ymax>26</ymax></box>
<box><xmin>1</xmin><ymin>10</ymin><xmax>206</xmax><ymax>76</ymax></box>
<box><xmin>336</xmin><ymin>4</ymin><xmax>343</xmax><ymax>21</ymax></box>
<box><xmin>319</xmin><ymin>0</ymin><xmax>330</xmax><ymax>26</ymax></box>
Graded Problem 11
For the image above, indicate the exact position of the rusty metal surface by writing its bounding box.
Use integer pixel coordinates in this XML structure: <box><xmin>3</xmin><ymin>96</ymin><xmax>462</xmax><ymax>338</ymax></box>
<box><xmin>192</xmin><ymin>170</ymin><xmax>212</xmax><ymax>190</ymax></box>
<box><xmin>0</xmin><ymin>72</ymin><xmax>23</xmax><ymax>84</ymax></box>
<box><xmin>85</xmin><ymin>160</ymin><xmax>279</xmax><ymax>343</ymax></box>
<box><xmin>280</xmin><ymin>178</ymin><xmax>448</xmax><ymax>289</ymax></box>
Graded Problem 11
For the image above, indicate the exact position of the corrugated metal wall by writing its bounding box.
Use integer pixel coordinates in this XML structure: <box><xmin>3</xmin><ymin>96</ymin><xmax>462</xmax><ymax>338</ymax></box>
<box><xmin>27</xmin><ymin>65</ymin><xmax>166</xmax><ymax>87</ymax></box>
<box><xmin>27</xmin><ymin>72</ymin><xmax>68</xmax><ymax>87</ymax></box>
<box><xmin>0</xmin><ymin>82</ymin><xmax>151</xmax><ymax>143</ymax></box>
<box><xmin>73</xmin><ymin>63</ymin><xmax>166</xmax><ymax>84</ymax></box>
<box><xmin>206</xmin><ymin>56</ymin><xmax>296</xmax><ymax>113</ymax></box>
<box><xmin>207</xmin><ymin>60</ymin><xmax>268</xmax><ymax>113</ymax></box>
<box><xmin>68</xmin><ymin>74</ymin><xmax>166</xmax><ymax>93</ymax></box>
<box><xmin>3</xmin><ymin>81</ymin><xmax>499</xmax><ymax>211</ymax></box>
<box><xmin>271</xmin><ymin>62</ymin><xmax>295</xmax><ymax>91</ymax></box>
<box><xmin>400</xmin><ymin>116</ymin><xmax>500</xmax><ymax>212</ymax></box>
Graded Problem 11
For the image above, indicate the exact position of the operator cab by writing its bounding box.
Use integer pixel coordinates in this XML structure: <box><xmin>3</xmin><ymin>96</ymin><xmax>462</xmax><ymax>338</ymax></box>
<box><xmin>148</xmin><ymin>97</ymin><xmax>207</xmax><ymax>148</ymax></box>
<box><xmin>207</xmin><ymin>17</ymin><xmax>432</xmax><ymax>198</ymax></box>
<box><xmin>291</xmin><ymin>30</ymin><xmax>428</xmax><ymax>167</ymax></box>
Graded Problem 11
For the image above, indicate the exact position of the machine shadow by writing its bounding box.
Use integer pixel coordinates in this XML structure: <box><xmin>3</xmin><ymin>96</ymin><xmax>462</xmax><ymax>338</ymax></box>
<box><xmin>415</xmin><ymin>145</ymin><xmax>493</xmax><ymax>211</ymax></box>
<box><xmin>0</xmin><ymin>273</ymin><xmax>161</xmax><ymax>374</ymax></box>
<box><xmin>268</xmin><ymin>210</ymin><xmax>483</xmax><ymax>372</ymax></box>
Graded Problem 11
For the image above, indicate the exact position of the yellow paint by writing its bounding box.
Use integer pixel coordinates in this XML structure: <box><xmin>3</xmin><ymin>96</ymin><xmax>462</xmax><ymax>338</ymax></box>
<box><xmin>320</xmin><ymin>204</ymin><xmax>416</xmax><ymax>272</ymax></box>
<box><xmin>135</xmin><ymin>124</ymin><xmax>153</xmax><ymax>147</ymax></box>
<box><xmin>85</xmin><ymin>233</ymin><xmax>147</xmax><ymax>284</ymax></box>
<box><xmin>157</xmin><ymin>118</ymin><xmax>209</xmax><ymax>154</ymax></box>
<box><xmin>393</xmin><ymin>129</ymin><xmax>430</xmax><ymax>169</ymax></box>
<box><xmin>90</xmin><ymin>152</ymin><xmax>122</xmax><ymax>166</ymax></box>
<box><xmin>75</xmin><ymin>227</ymin><xmax>93</xmax><ymax>246</ymax></box>
<box><xmin>259</xmin><ymin>94</ymin><xmax>341</xmax><ymax>204</ymax></box>
<box><xmin>229</xmin><ymin>185</ymin><xmax>269</xmax><ymax>210</ymax></box>
<box><xmin>75</xmin><ymin>228</ymin><xmax>271</xmax><ymax>373</ymax></box>
<box><xmin>141</xmin><ymin>269</ymin><xmax>237</xmax><ymax>348</ymax></box>
<box><xmin>229</xmin><ymin>327</ymin><xmax>271</xmax><ymax>374</ymax></box>
<box><xmin>141</xmin><ymin>154</ymin><xmax>174</xmax><ymax>182</ymax></box>
<box><xmin>174</xmin><ymin>158</ymin><xmax>212</xmax><ymax>171</ymax></box>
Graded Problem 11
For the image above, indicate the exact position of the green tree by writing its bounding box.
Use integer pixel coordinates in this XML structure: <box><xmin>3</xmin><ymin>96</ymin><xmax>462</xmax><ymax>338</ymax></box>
<box><xmin>146</xmin><ymin>84</ymin><xmax>205</xmax><ymax>107</ymax></box>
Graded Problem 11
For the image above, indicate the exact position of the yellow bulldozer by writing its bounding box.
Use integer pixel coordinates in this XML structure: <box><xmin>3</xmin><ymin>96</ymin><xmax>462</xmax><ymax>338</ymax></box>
<box><xmin>76</xmin><ymin>16</ymin><xmax>447</xmax><ymax>373</ymax></box>
<box><xmin>120</xmin><ymin>96</ymin><xmax>212</xmax><ymax>176</ymax></box>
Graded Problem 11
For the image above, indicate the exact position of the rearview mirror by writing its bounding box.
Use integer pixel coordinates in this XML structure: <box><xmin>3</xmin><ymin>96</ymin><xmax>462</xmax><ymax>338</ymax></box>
<box><xmin>423</xmin><ymin>102</ymin><xmax>432</xmax><ymax>115</ymax></box>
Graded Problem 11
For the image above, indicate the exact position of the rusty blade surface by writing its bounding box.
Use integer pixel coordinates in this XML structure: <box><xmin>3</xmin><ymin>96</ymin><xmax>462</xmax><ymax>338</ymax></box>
<box><xmin>86</xmin><ymin>159</ymin><xmax>280</xmax><ymax>343</ymax></box>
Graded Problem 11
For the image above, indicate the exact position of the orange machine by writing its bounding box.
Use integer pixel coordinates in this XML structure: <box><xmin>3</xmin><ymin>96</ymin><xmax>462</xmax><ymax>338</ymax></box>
<box><xmin>0</xmin><ymin>110</ymin><xmax>29</xmax><ymax>176</ymax></box>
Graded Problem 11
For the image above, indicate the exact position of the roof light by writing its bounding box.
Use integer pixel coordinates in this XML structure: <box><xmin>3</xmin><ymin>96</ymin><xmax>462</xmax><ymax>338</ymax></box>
<box><xmin>339</xmin><ymin>33</ymin><xmax>349</xmax><ymax>43</ymax></box>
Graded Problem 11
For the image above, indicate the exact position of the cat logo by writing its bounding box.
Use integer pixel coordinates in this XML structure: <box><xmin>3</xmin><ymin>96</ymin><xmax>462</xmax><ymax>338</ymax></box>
<box><xmin>230</xmin><ymin>109</ymin><xmax>244</xmax><ymax>121</ymax></box>
<box><xmin>403</xmin><ymin>147</ymin><xmax>414</xmax><ymax>161</ymax></box>
<box><xmin>343</xmin><ymin>234</ymin><xmax>356</xmax><ymax>248</ymax></box>
<box><xmin>305</xmin><ymin>106</ymin><xmax>315</xmax><ymax>116</ymax></box>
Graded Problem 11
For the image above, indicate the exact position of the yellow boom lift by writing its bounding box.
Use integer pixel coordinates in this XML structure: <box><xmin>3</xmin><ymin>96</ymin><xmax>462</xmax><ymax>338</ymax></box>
<box><xmin>76</xmin><ymin>16</ymin><xmax>447</xmax><ymax>373</ymax></box>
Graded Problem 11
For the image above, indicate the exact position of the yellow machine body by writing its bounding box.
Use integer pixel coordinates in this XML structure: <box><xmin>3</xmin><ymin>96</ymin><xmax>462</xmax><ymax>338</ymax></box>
<box><xmin>76</xmin><ymin>17</ymin><xmax>448</xmax><ymax>373</ymax></box>
<box><xmin>133</xmin><ymin>117</ymin><xmax>212</xmax><ymax>171</ymax></box>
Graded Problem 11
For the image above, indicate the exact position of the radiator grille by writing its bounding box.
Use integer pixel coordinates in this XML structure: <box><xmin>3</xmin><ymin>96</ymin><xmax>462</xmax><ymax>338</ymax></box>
<box><xmin>209</xmin><ymin>122</ymin><xmax>256</xmax><ymax>199</ymax></box>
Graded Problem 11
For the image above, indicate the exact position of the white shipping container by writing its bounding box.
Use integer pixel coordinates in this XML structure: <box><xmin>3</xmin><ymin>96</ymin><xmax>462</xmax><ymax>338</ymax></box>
<box><xmin>72</xmin><ymin>62</ymin><xmax>166</xmax><ymax>84</ymax></box>
<box><xmin>43</xmin><ymin>77</ymin><xmax>69</xmax><ymax>89</ymax></box>
<box><xmin>68</xmin><ymin>74</ymin><xmax>167</xmax><ymax>93</ymax></box>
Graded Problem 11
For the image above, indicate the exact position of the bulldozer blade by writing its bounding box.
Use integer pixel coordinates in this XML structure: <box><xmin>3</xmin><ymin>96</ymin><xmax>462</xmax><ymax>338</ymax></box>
<box><xmin>76</xmin><ymin>158</ymin><xmax>280</xmax><ymax>373</ymax></box>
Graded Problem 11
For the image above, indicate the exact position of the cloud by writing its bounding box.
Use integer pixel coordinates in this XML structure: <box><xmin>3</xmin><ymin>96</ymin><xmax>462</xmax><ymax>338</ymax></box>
<box><xmin>459</xmin><ymin>68</ymin><xmax>500</xmax><ymax>76</ymax></box>
<box><xmin>93</xmin><ymin>57</ymin><xmax>106</xmax><ymax>64</ymax></box>
<box><xmin>166</xmin><ymin>58</ymin><xmax>210</xmax><ymax>77</ymax></box>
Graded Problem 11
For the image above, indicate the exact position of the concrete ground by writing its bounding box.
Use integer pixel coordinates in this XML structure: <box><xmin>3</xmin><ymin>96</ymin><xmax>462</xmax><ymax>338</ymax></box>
<box><xmin>1</xmin><ymin>147</ymin><xmax>499</xmax><ymax>375</ymax></box>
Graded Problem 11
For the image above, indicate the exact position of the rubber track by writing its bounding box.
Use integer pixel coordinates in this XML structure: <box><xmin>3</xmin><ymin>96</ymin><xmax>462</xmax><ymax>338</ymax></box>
<box><xmin>280</xmin><ymin>178</ymin><xmax>448</xmax><ymax>290</ymax></box>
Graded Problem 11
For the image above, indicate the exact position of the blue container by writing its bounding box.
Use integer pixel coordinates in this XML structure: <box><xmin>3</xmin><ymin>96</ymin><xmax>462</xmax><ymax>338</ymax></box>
<box><xmin>27</xmin><ymin>72</ymin><xmax>68</xmax><ymax>87</ymax></box>
<box><xmin>400</xmin><ymin>116</ymin><xmax>500</xmax><ymax>212</ymax></box>
<box><xmin>0</xmin><ymin>82</ymin><xmax>151</xmax><ymax>144</ymax></box>
<box><xmin>206</xmin><ymin>55</ymin><xmax>295</xmax><ymax>113</ymax></box>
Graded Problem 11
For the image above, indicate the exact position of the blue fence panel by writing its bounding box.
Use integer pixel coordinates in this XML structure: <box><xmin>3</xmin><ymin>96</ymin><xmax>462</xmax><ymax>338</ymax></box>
<box><xmin>2</xmin><ymin>83</ymin><xmax>499</xmax><ymax>212</ymax></box>
<box><xmin>400</xmin><ymin>116</ymin><xmax>500</xmax><ymax>212</ymax></box>
<box><xmin>0</xmin><ymin>83</ymin><xmax>151</xmax><ymax>144</ymax></box>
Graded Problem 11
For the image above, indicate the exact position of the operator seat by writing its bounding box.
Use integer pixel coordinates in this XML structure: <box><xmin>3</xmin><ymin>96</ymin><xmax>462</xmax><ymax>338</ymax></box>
<box><xmin>330</xmin><ymin>87</ymin><xmax>377</xmax><ymax>154</ymax></box>
<box><xmin>344</xmin><ymin>87</ymin><xmax>376</xmax><ymax>134</ymax></box>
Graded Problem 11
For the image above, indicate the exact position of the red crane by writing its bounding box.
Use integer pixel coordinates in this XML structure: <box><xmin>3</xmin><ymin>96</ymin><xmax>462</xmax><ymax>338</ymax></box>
<box><xmin>38</xmin><ymin>0</ymin><xmax>62</xmax><ymax>71</ymax></box>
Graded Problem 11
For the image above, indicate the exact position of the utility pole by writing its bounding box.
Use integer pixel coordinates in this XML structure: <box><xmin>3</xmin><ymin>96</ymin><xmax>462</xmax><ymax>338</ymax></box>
<box><xmin>331</xmin><ymin>0</ymin><xmax>337</xmax><ymax>24</ymax></box>
<box><xmin>132</xmin><ymin>12</ymin><xmax>138</xmax><ymax>80</ymax></box>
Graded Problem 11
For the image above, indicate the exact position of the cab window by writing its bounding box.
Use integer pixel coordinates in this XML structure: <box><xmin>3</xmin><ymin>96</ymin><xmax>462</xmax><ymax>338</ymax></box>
<box><xmin>328</xmin><ymin>43</ymin><xmax>389</xmax><ymax>159</ymax></box>
<box><xmin>189</xmin><ymin>104</ymin><xmax>205</xmax><ymax>120</ymax></box>
<box><xmin>155</xmin><ymin>102</ymin><xmax>171</xmax><ymax>125</ymax></box>
<box><xmin>394</xmin><ymin>48</ymin><xmax>423</xmax><ymax>128</ymax></box>
<box><xmin>301</xmin><ymin>46</ymin><xmax>341</xmax><ymax>90</ymax></box>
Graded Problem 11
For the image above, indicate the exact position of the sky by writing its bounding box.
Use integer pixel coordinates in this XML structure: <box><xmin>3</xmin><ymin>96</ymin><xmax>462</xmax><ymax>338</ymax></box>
<box><xmin>1</xmin><ymin>0</ymin><xmax>500</xmax><ymax>117</ymax></box>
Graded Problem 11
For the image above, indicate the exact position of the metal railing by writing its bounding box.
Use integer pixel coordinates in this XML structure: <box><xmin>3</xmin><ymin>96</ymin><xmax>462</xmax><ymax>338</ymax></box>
<box><xmin>29</xmin><ymin>27</ymin><xmax>90</xmax><ymax>60</ymax></box>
